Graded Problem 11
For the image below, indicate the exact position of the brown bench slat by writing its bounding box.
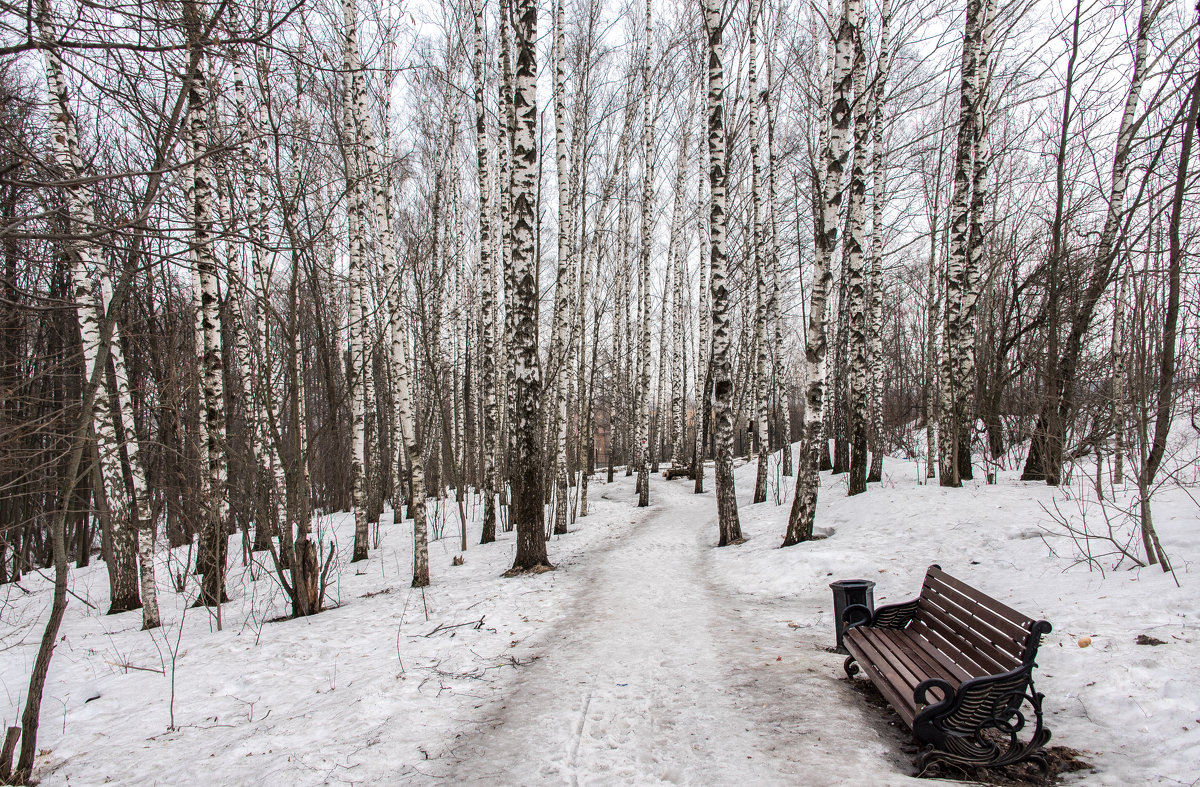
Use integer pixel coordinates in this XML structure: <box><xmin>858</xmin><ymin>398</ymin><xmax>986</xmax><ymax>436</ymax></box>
<box><xmin>927</xmin><ymin>566</ymin><xmax>1034</xmax><ymax>629</ymax></box>
<box><xmin>915</xmin><ymin>611</ymin><xmax>1017</xmax><ymax>677</ymax></box>
<box><xmin>909</xmin><ymin>614</ymin><xmax>1014</xmax><ymax>678</ymax></box>
<box><xmin>873</xmin><ymin>628</ymin><xmax>965</xmax><ymax>689</ymax></box>
<box><xmin>916</xmin><ymin>598</ymin><xmax>1022</xmax><ymax>673</ymax></box>
<box><xmin>858</xmin><ymin>629</ymin><xmax>963</xmax><ymax>713</ymax></box>
<box><xmin>923</xmin><ymin>574</ymin><xmax>1031</xmax><ymax>649</ymax></box>
<box><xmin>921</xmin><ymin>586</ymin><xmax>1027</xmax><ymax>664</ymax></box>
<box><xmin>901</xmin><ymin>624</ymin><xmax>979</xmax><ymax>684</ymax></box>
<box><xmin>849</xmin><ymin>628</ymin><xmax>960</xmax><ymax>724</ymax></box>
<box><xmin>858</xmin><ymin>628</ymin><xmax>926</xmax><ymax>694</ymax></box>
<box><xmin>845</xmin><ymin>630</ymin><xmax>916</xmax><ymax>723</ymax></box>
<box><xmin>918</xmin><ymin>591</ymin><xmax>1025</xmax><ymax>668</ymax></box>
<box><xmin>845</xmin><ymin>628</ymin><xmax>920</xmax><ymax>725</ymax></box>
<box><xmin>925</xmin><ymin>569</ymin><xmax>1033</xmax><ymax>631</ymax></box>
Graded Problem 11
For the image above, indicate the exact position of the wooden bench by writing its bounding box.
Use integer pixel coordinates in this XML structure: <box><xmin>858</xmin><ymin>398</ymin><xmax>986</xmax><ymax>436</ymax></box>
<box><xmin>841</xmin><ymin>565</ymin><xmax>1053</xmax><ymax>772</ymax></box>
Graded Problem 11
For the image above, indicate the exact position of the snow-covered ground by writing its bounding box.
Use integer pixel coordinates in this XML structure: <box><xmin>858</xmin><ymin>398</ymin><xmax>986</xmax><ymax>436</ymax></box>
<box><xmin>2</xmin><ymin>446</ymin><xmax>1198</xmax><ymax>785</ymax></box>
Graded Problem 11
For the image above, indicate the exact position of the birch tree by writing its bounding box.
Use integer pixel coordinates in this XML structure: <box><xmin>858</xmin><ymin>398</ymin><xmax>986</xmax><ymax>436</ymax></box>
<box><xmin>784</xmin><ymin>0</ymin><xmax>859</xmax><ymax>545</ymax></box>
<box><xmin>472</xmin><ymin>0</ymin><xmax>500</xmax><ymax>545</ymax></box>
<box><xmin>550</xmin><ymin>0</ymin><xmax>573</xmax><ymax>534</ymax></box>
<box><xmin>668</xmin><ymin>92</ymin><xmax>692</xmax><ymax>474</ymax></box>
<box><xmin>36</xmin><ymin>0</ymin><xmax>159</xmax><ymax>628</ymax></box>
<box><xmin>704</xmin><ymin>0</ymin><xmax>742</xmax><ymax>544</ymax></box>
<box><xmin>636</xmin><ymin>0</ymin><xmax>655</xmax><ymax>508</ymax></box>
<box><xmin>764</xmin><ymin>32</ymin><xmax>790</xmax><ymax>478</ymax></box>
<box><xmin>922</xmin><ymin>133</ymin><xmax>947</xmax><ymax>482</ymax></box>
<box><xmin>939</xmin><ymin>0</ymin><xmax>992</xmax><ymax>487</ymax></box>
<box><xmin>609</xmin><ymin>160</ymin><xmax>628</xmax><ymax>483</ymax></box>
<box><xmin>228</xmin><ymin>58</ymin><xmax>280</xmax><ymax>553</ymax></box>
<box><xmin>508</xmin><ymin>0</ymin><xmax>552</xmax><ymax>572</ymax></box>
<box><xmin>866</xmin><ymin>0</ymin><xmax>892</xmax><ymax>484</ymax></box>
<box><xmin>750</xmin><ymin>0</ymin><xmax>771</xmax><ymax>505</ymax></box>
<box><xmin>694</xmin><ymin>107</ymin><xmax>711</xmax><ymax>493</ymax></box>
<box><xmin>185</xmin><ymin>0</ymin><xmax>230</xmax><ymax>610</ymax></box>
<box><xmin>342</xmin><ymin>0</ymin><xmax>369</xmax><ymax>563</ymax></box>
<box><xmin>844</xmin><ymin>0</ymin><xmax>869</xmax><ymax>497</ymax></box>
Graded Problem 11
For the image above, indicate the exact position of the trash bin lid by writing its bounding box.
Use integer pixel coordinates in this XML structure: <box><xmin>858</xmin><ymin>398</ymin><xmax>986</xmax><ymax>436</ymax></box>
<box><xmin>829</xmin><ymin>579</ymin><xmax>876</xmax><ymax>590</ymax></box>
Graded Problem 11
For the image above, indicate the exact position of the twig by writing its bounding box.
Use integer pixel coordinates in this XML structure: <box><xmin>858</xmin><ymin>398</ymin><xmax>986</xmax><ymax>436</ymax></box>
<box><xmin>104</xmin><ymin>660</ymin><xmax>164</xmax><ymax>675</ymax></box>
<box><xmin>16</xmin><ymin>571</ymin><xmax>97</xmax><ymax>609</ymax></box>
<box><xmin>421</xmin><ymin>617</ymin><xmax>486</xmax><ymax>637</ymax></box>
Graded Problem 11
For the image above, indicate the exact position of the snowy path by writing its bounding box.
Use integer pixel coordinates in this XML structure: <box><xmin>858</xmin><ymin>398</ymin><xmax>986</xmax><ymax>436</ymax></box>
<box><xmin>443</xmin><ymin>478</ymin><xmax>915</xmax><ymax>786</ymax></box>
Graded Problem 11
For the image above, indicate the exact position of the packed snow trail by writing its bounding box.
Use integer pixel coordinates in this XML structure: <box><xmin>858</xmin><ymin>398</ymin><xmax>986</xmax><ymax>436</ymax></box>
<box><xmin>444</xmin><ymin>477</ymin><xmax>915</xmax><ymax>785</ymax></box>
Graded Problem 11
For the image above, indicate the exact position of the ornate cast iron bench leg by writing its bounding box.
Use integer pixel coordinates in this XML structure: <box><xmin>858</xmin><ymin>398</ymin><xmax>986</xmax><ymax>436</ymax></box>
<box><xmin>914</xmin><ymin>673</ymin><xmax>1051</xmax><ymax>772</ymax></box>
<box><xmin>843</xmin><ymin>655</ymin><xmax>860</xmax><ymax>679</ymax></box>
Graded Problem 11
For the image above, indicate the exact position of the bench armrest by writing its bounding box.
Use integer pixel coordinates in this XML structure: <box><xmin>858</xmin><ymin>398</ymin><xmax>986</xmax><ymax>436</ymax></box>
<box><xmin>914</xmin><ymin>677</ymin><xmax>956</xmax><ymax>709</ymax></box>
<box><xmin>912</xmin><ymin>662</ymin><xmax>1051</xmax><ymax>769</ymax></box>
<box><xmin>869</xmin><ymin>597</ymin><xmax>920</xmax><ymax>629</ymax></box>
<box><xmin>1021</xmin><ymin>620</ymin><xmax>1053</xmax><ymax>666</ymax></box>
<box><xmin>841</xmin><ymin>604</ymin><xmax>874</xmax><ymax>631</ymax></box>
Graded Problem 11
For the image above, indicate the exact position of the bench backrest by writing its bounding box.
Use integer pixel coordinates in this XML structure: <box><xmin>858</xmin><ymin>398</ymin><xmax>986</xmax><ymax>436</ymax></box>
<box><xmin>911</xmin><ymin>565</ymin><xmax>1044</xmax><ymax>679</ymax></box>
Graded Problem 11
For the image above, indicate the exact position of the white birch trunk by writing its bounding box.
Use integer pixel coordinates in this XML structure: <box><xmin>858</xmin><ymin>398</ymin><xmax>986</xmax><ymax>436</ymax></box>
<box><xmin>784</xmin><ymin>0</ymin><xmax>859</xmax><ymax>545</ymax></box>
<box><xmin>694</xmin><ymin>115</ymin><xmax>710</xmax><ymax>491</ymax></box>
<box><xmin>472</xmin><ymin>0</ymin><xmax>500</xmax><ymax>543</ymax></box>
<box><xmin>866</xmin><ymin>0</ymin><xmax>891</xmax><ymax>485</ymax></box>
<box><xmin>621</xmin><ymin>157</ymin><xmax>636</xmax><ymax>478</ymax></box>
<box><xmin>704</xmin><ymin>0</ymin><xmax>742</xmax><ymax>543</ymax></box>
<box><xmin>189</xmin><ymin>227</ymin><xmax>211</xmax><ymax>543</ymax></box>
<box><xmin>183</xmin><ymin>5</ymin><xmax>229</xmax><ymax>609</ymax></box>
<box><xmin>636</xmin><ymin>0</ymin><xmax>655</xmax><ymax>507</ymax></box>
<box><xmin>509</xmin><ymin>0</ymin><xmax>552</xmax><ymax>571</ymax></box>
<box><xmin>103</xmin><ymin>273</ymin><xmax>159</xmax><ymax>627</ymax></box>
<box><xmin>550</xmin><ymin>0</ymin><xmax>572</xmax><ymax>534</ymax></box>
<box><xmin>1103</xmin><ymin>0</ymin><xmax>1155</xmax><ymax>489</ymax></box>
<box><xmin>669</xmin><ymin>88</ymin><xmax>695</xmax><ymax>471</ymax></box>
<box><xmin>342</xmin><ymin>0</ymin><xmax>369</xmax><ymax>563</ymax></box>
<box><xmin>924</xmin><ymin>190</ymin><xmax>942</xmax><ymax>481</ymax></box>
<box><xmin>1111</xmin><ymin>262</ymin><xmax>1128</xmax><ymax>485</ymax></box>
<box><xmin>939</xmin><ymin>0</ymin><xmax>989</xmax><ymax>487</ymax></box>
<box><xmin>215</xmin><ymin>165</ymin><xmax>256</xmax><ymax>554</ymax></box>
<box><xmin>845</xmin><ymin>5</ymin><xmax>870</xmax><ymax>497</ymax></box>
<box><xmin>245</xmin><ymin>64</ymin><xmax>291</xmax><ymax>550</ymax></box>
<box><xmin>567</xmin><ymin>72</ymin><xmax>590</xmax><ymax>522</ymax></box>
<box><xmin>38</xmin><ymin>0</ymin><xmax>159</xmax><ymax>626</ymax></box>
<box><xmin>229</xmin><ymin>62</ymin><xmax>274</xmax><ymax>552</ymax></box>
<box><xmin>609</xmin><ymin>179</ymin><xmax>626</xmax><ymax>479</ymax></box>
<box><xmin>1099</xmin><ymin>0</ymin><xmax>1152</xmax><ymax>491</ymax></box>
<box><xmin>749</xmin><ymin>0</ymin><xmax>771</xmax><ymax>504</ymax></box>
<box><xmin>608</xmin><ymin>112</ymin><xmax>634</xmax><ymax>481</ymax></box>
<box><xmin>653</xmin><ymin>248</ymin><xmax>670</xmax><ymax>473</ymax></box>
<box><xmin>957</xmin><ymin>0</ymin><xmax>996</xmax><ymax>485</ymax></box>
<box><xmin>498</xmin><ymin>0</ymin><xmax>518</xmax><ymax>502</ymax></box>
<box><xmin>1106</xmin><ymin>0</ymin><xmax>1154</xmax><ymax>489</ymax></box>
<box><xmin>765</xmin><ymin>43</ymin><xmax>790</xmax><ymax>478</ymax></box>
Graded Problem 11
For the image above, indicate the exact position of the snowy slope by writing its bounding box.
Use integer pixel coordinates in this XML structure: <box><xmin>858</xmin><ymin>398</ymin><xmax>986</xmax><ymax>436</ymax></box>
<box><xmin>714</xmin><ymin>448</ymin><xmax>1200</xmax><ymax>786</ymax></box>
<box><xmin>1</xmin><ymin>446</ymin><xmax>1197</xmax><ymax>785</ymax></box>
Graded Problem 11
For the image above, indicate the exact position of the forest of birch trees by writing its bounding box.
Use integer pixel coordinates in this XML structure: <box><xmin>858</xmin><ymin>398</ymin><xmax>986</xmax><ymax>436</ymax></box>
<box><xmin>0</xmin><ymin>0</ymin><xmax>1197</xmax><ymax>777</ymax></box>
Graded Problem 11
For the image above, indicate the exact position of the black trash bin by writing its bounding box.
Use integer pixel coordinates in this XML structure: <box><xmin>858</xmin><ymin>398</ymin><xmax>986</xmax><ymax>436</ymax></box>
<box><xmin>829</xmin><ymin>579</ymin><xmax>876</xmax><ymax>654</ymax></box>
